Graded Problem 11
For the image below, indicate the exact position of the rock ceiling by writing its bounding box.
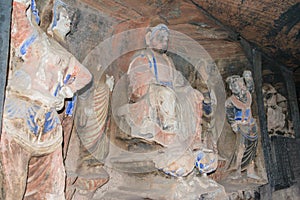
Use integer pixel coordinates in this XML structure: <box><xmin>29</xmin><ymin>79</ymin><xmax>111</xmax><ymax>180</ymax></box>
<box><xmin>64</xmin><ymin>0</ymin><xmax>299</xmax><ymax>91</ymax></box>
<box><xmin>193</xmin><ymin>0</ymin><xmax>299</xmax><ymax>69</ymax></box>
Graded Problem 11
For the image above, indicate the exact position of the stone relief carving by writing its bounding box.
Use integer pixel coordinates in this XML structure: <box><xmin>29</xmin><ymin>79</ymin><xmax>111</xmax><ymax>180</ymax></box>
<box><xmin>115</xmin><ymin>24</ymin><xmax>218</xmax><ymax>177</ymax></box>
<box><xmin>262</xmin><ymin>83</ymin><xmax>294</xmax><ymax>137</ymax></box>
<box><xmin>64</xmin><ymin>75</ymin><xmax>113</xmax><ymax>199</ymax></box>
<box><xmin>44</xmin><ymin>0</ymin><xmax>79</xmax><ymax>159</ymax></box>
<box><xmin>225</xmin><ymin>71</ymin><xmax>260</xmax><ymax>180</ymax></box>
<box><xmin>1</xmin><ymin>0</ymin><xmax>269</xmax><ymax>198</ymax></box>
<box><xmin>0</xmin><ymin>1</ymin><xmax>91</xmax><ymax>199</ymax></box>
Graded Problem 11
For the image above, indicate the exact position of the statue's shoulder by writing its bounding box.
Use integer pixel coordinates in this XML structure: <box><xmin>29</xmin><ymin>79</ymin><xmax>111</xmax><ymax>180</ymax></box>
<box><xmin>131</xmin><ymin>49</ymin><xmax>153</xmax><ymax>60</ymax></box>
<box><xmin>128</xmin><ymin>50</ymin><xmax>153</xmax><ymax>72</ymax></box>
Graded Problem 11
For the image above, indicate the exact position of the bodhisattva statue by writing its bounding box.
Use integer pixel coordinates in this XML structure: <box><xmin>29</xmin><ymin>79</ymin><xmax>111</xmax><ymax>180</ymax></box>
<box><xmin>1</xmin><ymin>0</ymin><xmax>91</xmax><ymax>199</ymax></box>
<box><xmin>225</xmin><ymin>71</ymin><xmax>260</xmax><ymax>180</ymax></box>
<box><xmin>40</xmin><ymin>2</ymin><xmax>113</xmax><ymax>198</ymax></box>
<box><xmin>117</xmin><ymin>24</ymin><xmax>218</xmax><ymax>177</ymax></box>
<box><xmin>36</xmin><ymin>0</ymin><xmax>78</xmax><ymax>159</ymax></box>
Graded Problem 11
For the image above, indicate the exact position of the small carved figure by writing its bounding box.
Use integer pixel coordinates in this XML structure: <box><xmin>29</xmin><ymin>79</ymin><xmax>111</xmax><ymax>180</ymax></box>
<box><xmin>225</xmin><ymin>71</ymin><xmax>260</xmax><ymax>179</ymax></box>
<box><xmin>262</xmin><ymin>83</ymin><xmax>294</xmax><ymax>136</ymax></box>
<box><xmin>1</xmin><ymin>1</ymin><xmax>91</xmax><ymax>199</ymax></box>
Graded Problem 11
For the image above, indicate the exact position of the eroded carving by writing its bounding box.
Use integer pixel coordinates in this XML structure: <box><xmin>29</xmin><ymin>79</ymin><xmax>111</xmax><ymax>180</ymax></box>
<box><xmin>1</xmin><ymin>1</ymin><xmax>91</xmax><ymax>199</ymax></box>
<box><xmin>225</xmin><ymin>71</ymin><xmax>260</xmax><ymax>180</ymax></box>
<box><xmin>262</xmin><ymin>83</ymin><xmax>294</xmax><ymax>137</ymax></box>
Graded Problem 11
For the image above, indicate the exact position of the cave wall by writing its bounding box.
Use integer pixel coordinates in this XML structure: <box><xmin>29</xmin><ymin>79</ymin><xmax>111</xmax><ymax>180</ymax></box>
<box><xmin>192</xmin><ymin>0</ymin><xmax>300</xmax><ymax>70</ymax></box>
<box><xmin>2</xmin><ymin>0</ymin><xmax>300</xmax><ymax>198</ymax></box>
<box><xmin>192</xmin><ymin>0</ymin><xmax>300</xmax><ymax>115</ymax></box>
<box><xmin>61</xmin><ymin>0</ymin><xmax>268</xmax><ymax>184</ymax></box>
<box><xmin>34</xmin><ymin>0</ymin><xmax>300</xmax><ymax>194</ymax></box>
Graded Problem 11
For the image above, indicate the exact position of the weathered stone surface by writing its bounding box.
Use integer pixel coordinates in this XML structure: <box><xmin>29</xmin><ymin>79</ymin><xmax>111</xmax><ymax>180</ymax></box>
<box><xmin>0</xmin><ymin>0</ymin><xmax>12</xmax><ymax>137</ymax></box>
<box><xmin>1</xmin><ymin>1</ymin><xmax>92</xmax><ymax>199</ymax></box>
<box><xmin>93</xmin><ymin>167</ymin><xmax>228</xmax><ymax>200</ymax></box>
<box><xmin>0</xmin><ymin>1</ymin><xmax>12</xmax><ymax>198</ymax></box>
<box><xmin>192</xmin><ymin>0</ymin><xmax>300</xmax><ymax>64</ymax></box>
<box><xmin>64</xmin><ymin>0</ymin><xmax>251</xmax><ymax>75</ymax></box>
<box><xmin>6</xmin><ymin>0</ymin><xmax>293</xmax><ymax>198</ymax></box>
<box><xmin>272</xmin><ymin>182</ymin><xmax>300</xmax><ymax>200</ymax></box>
<box><xmin>192</xmin><ymin>0</ymin><xmax>300</xmax><ymax>83</ymax></box>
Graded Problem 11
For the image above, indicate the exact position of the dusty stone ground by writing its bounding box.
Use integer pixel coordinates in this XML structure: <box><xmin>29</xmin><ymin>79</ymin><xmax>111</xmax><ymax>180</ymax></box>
<box><xmin>92</xmin><ymin>166</ymin><xmax>228</xmax><ymax>200</ymax></box>
<box><xmin>89</xmin><ymin>164</ymin><xmax>266</xmax><ymax>200</ymax></box>
<box><xmin>272</xmin><ymin>180</ymin><xmax>300</xmax><ymax>200</ymax></box>
<box><xmin>82</xmin><ymin>138</ymin><xmax>267</xmax><ymax>200</ymax></box>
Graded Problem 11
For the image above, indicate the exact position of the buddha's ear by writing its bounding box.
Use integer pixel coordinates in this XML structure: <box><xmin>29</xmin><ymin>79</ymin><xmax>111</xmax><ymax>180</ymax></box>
<box><xmin>145</xmin><ymin>31</ymin><xmax>151</xmax><ymax>47</ymax></box>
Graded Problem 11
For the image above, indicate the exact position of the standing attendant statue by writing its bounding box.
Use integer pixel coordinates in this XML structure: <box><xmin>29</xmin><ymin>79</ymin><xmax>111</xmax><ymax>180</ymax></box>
<box><xmin>0</xmin><ymin>0</ymin><xmax>91</xmax><ymax>199</ymax></box>
<box><xmin>225</xmin><ymin>71</ymin><xmax>260</xmax><ymax>179</ymax></box>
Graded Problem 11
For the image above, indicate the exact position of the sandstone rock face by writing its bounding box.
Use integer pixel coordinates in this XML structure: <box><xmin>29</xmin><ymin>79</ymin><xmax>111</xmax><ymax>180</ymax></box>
<box><xmin>65</xmin><ymin>0</ymin><xmax>251</xmax><ymax>74</ymax></box>
<box><xmin>192</xmin><ymin>0</ymin><xmax>300</xmax><ymax>78</ymax></box>
<box><xmin>192</xmin><ymin>0</ymin><xmax>300</xmax><ymax>112</ymax></box>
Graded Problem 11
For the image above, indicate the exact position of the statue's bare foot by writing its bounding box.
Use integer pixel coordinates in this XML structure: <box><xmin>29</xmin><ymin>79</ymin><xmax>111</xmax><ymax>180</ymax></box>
<box><xmin>228</xmin><ymin>170</ymin><xmax>242</xmax><ymax>180</ymax></box>
<box><xmin>246</xmin><ymin>162</ymin><xmax>260</xmax><ymax>180</ymax></box>
<box><xmin>247</xmin><ymin>172</ymin><xmax>261</xmax><ymax>180</ymax></box>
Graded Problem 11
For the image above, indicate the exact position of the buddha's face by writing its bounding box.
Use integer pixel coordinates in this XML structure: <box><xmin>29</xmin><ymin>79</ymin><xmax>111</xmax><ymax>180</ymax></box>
<box><xmin>150</xmin><ymin>29</ymin><xmax>169</xmax><ymax>52</ymax></box>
